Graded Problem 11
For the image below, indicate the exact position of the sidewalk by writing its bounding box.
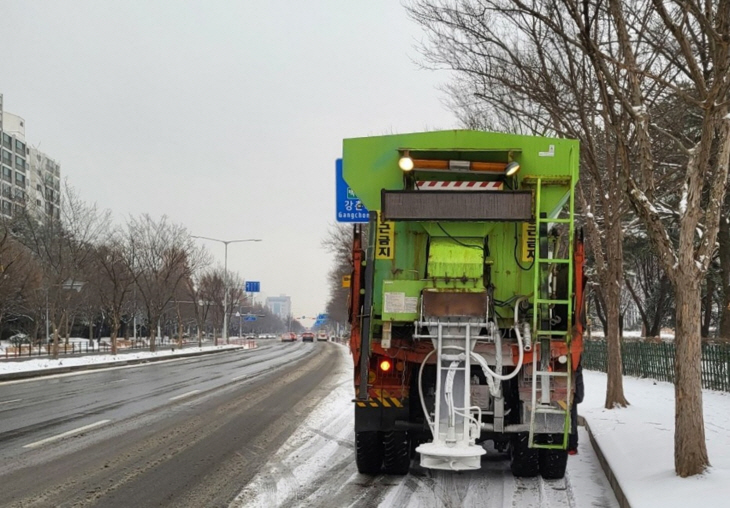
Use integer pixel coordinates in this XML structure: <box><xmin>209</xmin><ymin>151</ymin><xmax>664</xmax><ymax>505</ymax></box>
<box><xmin>580</xmin><ymin>370</ymin><xmax>730</xmax><ymax>508</ymax></box>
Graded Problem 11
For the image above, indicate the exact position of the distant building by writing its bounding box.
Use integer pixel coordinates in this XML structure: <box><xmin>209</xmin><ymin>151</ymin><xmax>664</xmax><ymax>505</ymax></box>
<box><xmin>29</xmin><ymin>148</ymin><xmax>61</xmax><ymax>220</ymax></box>
<box><xmin>266</xmin><ymin>295</ymin><xmax>291</xmax><ymax>321</ymax></box>
<box><xmin>0</xmin><ymin>93</ymin><xmax>61</xmax><ymax>220</ymax></box>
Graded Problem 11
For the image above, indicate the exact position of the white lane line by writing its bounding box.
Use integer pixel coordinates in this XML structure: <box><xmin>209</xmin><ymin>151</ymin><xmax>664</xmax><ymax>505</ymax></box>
<box><xmin>0</xmin><ymin>398</ymin><xmax>22</xmax><ymax>405</ymax></box>
<box><xmin>169</xmin><ymin>390</ymin><xmax>200</xmax><ymax>401</ymax></box>
<box><xmin>23</xmin><ymin>419</ymin><xmax>111</xmax><ymax>449</ymax></box>
<box><xmin>231</xmin><ymin>375</ymin><xmax>247</xmax><ymax>382</ymax></box>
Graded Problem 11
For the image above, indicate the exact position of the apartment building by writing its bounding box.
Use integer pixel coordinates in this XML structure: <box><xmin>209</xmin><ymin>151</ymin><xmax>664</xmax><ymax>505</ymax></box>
<box><xmin>0</xmin><ymin>93</ymin><xmax>61</xmax><ymax>220</ymax></box>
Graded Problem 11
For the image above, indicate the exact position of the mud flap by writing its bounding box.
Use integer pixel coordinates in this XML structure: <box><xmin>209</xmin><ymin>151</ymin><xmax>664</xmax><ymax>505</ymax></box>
<box><xmin>354</xmin><ymin>402</ymin><xmax>409</xmax><ymax>432</ymax></box>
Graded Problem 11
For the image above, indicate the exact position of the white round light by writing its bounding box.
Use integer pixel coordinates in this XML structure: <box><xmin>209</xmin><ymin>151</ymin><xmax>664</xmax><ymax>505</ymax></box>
<box><xmin>558</xmin><ymin>355</ymin><xmax>568</xmax><ymax>364</ymax></box>
<box><xmin>399</xmin><ymin>155</ymin><xmax>414</xmax><ymax>172</ymax></box>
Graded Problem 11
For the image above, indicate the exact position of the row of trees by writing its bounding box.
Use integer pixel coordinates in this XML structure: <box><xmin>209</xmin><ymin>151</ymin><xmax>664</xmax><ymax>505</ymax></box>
<box><xmin>405</xmin><ymin>0</ymin><xmax>727</xmax><ymax>478</ymax></box>
<box><xmin>0</xmin><ymin>186</ymin><xmax>295</xmax><ymax>357</ymax></box>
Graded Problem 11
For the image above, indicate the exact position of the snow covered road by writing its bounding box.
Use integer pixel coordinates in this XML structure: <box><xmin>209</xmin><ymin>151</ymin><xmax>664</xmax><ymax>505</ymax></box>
<box><xmin>233</xmin><ymin>345</ymin><xmax>619</xmax><ymax>508</ymax></box>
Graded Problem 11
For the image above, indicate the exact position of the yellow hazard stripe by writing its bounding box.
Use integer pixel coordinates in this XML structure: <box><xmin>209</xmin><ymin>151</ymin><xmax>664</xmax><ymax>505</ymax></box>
<box><xmin>355</xmin><ymin>397</ymin><xmax>405</xmax><ymax>408</ymax></box>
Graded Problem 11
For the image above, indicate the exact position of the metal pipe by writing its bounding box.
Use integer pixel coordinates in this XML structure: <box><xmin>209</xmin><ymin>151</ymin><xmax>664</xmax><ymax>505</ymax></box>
<box><xmin>357</xmin><ymin>211</ymin><xmax>377</xmax><ymax>400</ymax></box>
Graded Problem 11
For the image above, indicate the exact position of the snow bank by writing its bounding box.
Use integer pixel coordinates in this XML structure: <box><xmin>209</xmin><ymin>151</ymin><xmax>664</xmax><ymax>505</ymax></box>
<box><xmin>581</xmin><ymin>371</ymin><xmax>730</xmax><ymax>508</ymax></box>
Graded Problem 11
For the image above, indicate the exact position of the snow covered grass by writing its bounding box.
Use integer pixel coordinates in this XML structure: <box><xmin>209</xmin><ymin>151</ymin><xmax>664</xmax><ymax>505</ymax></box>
<box><xmin>0</xmin><ymin>344</ymin><xmax>249</xmax><ymax>375</ymax></box>
<box><xmin>581</xmin><ymin>371</ymin><xmax>730</xmax><ymax>508</ymax></box>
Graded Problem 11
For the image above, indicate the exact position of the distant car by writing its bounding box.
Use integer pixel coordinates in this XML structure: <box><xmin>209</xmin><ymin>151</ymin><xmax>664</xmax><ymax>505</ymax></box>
<box><xmin>317</xmin><ymin>332</ymin><xmax>328</xmax><ymax>342</ymax></box>
<box><xmin>281</xmin><ymin>332</ymin><xmax>297</xmax><ymax>342</ymax></box>
<box><xmin>301</xmin><ymin>332</ymin><xmax>315</xmax><ymax>342</ymax></box>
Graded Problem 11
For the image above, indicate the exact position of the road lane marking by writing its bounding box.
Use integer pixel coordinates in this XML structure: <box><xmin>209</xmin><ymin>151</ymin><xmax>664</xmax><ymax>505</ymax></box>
<box><xmin>169</xmin><ymin>390</ymin><xmax>200</xmax><ymax>401</ymax></box>
<box><xmin>23</xmin><ymin>419</ymin><xmax>111</xmax><ymax>449</ymax></box>
<box><xmin>0</xmin><ymin>398</ymin><xmax>22</xmax><ymax>405</ymax></box>
<box><xmin>231</xmin><ymin>375</ymin><xmax>247</xmax><ymax>382</ymax></box>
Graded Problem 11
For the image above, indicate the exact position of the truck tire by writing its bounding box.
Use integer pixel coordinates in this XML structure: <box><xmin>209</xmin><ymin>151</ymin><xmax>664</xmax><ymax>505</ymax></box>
<box><xmin>356</xmin><ymin>431</ymin><xmax>383</xmax><ymax>475</ymax></box>
<box><xmin>539</xmin><ymin>446</ymin><xmax>569</xmax><ymax>480</ymax></box>
<box><xmin>382</xmin><ymin>431</ymin><xmax>411</xmax><ymax>475</ymax></box>
<box><xmin>510</xmin><ymin>433</ymin><xmax>539</xmax><ymax>477</ymax></box>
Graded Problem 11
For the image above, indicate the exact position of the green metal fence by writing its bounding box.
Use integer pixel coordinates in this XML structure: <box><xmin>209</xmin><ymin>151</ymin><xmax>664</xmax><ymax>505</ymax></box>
<box><xmin>583</xmin><ymin>340</ymin><xmax>730</xmax><ymax>392</ymax></box>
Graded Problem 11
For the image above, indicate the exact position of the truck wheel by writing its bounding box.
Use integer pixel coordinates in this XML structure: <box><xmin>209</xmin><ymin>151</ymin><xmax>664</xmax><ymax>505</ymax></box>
<box><xmin>382</xmin><ymin>431</ymin><xmax>411</xmax><ymax>475</ymax></box>
<box><xmin>539</xmin><ymin>447</ymin><xmax>568</xmax><ymax>479</ymax></box>
<box><xmin>356</xmin><ymin>431</ymin><xmax>383</xmax><ymax>475</ymax></box>
<box><xmin>510</xmin><ymin>433</ymin><xmax>539</xmax><ymax>477</ymax></box>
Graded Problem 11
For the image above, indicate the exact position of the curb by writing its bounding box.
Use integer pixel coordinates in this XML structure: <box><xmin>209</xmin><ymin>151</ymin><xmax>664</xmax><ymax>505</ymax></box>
<box><xmin>579</xmin><ymin>415</ymin><xmax>631</xmax><ymax>508</ymax></box>
<box><xmin>0</xmin><ymin>346</ymin><xmax>247</xmax><ymax>382</ymax></box>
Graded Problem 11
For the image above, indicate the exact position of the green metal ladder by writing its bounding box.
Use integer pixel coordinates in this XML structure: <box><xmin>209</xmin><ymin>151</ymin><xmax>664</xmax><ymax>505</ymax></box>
<box><xmin>526</xmin><ymin>175</ymin><xmax>575</xmax><ymax>450</ymax></box>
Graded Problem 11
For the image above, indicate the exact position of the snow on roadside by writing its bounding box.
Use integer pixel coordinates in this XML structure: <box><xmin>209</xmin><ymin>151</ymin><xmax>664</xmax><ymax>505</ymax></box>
<box><xmin>231</xmin><ymin>345</ymin><xmax>356</xmax><ymax>507</ymax></box>
<box><xmin>581</xmin><ymin>371</ymin><xmax>730</xmax><ymax>508</ymax></box>
<box><xmin>0</xmin><ymin>344</ymin><xmax>247</xmax><ymax>375</ymax></box>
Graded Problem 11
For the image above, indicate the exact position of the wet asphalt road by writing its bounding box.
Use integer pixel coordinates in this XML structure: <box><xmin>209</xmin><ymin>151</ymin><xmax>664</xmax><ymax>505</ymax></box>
<box><xmin>0</xmin><ymin>341</ymin><xmax>341</xmax><ymax>507</ymax></box>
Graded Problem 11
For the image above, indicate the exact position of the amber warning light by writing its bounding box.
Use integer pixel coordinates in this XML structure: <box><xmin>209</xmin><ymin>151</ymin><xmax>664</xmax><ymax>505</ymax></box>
<box><xmin>379</xmin><ymin>359</ymin><xmax>392</xmax><ymax>372</ymax></box>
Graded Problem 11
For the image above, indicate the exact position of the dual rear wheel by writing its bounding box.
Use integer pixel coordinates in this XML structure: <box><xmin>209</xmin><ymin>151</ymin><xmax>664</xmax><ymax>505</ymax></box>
<box><xmin>510</xmin><ymin>433</ymin><xmax>568</xmax><ymax>480</ymax></box>
<box><xmin>355</xmin><ymin>431</ymin><xmax>411</xmax><ymax>475</ymax></box>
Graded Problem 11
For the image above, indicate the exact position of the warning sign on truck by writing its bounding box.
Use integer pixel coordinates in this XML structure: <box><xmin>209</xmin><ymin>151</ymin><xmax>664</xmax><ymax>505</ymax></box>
<box><xmin>375</xmin><ymin>212</ymin><xmax>394</xmax><ymax>260</ymax></box>
<box><xmin>521</xmin><ymin>222</ymin><xmax>537</xmax><ymax>262</ymax></box>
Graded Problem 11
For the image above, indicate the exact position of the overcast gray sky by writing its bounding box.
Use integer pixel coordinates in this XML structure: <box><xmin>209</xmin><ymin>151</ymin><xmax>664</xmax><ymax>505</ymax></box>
<box><xmin>1</xmin><ymin>0</ymin><xmax>456</xmax><ymax>321</ymax></box>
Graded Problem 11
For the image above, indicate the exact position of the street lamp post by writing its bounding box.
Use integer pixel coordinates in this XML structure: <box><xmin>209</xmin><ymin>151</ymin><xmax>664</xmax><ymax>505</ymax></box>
<box><xmin>191</xmin><ymin>236</ymin><xmax>261</xmax><ymax>344</ymax></box>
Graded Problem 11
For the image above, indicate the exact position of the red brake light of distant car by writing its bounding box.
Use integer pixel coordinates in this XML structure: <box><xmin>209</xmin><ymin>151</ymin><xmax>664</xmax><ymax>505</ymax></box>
<box><xmin>379</xmin><ymin>359</ymin><xmax>392</xmax><ymax>372</ymax></box>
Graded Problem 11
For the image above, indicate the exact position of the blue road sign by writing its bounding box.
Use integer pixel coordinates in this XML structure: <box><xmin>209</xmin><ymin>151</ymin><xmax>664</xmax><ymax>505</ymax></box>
<box><xmin>244</xmin><ymin>315</ymin><xmax>257</xmax><ymax>322</ymax></box>
<box><xmin>245</xmin><ymin>281</ymin><xmax>260</xmax><ymax>293</ymax></box>
<box><xmin>314</xmin><ymin>312</ymin><xmax>328</xmax><ymax>327</ymax></box>
<box><xmin>336</xmin><ymin>158</ymin><xmax>369</xmax><ymax>223</ymax></box>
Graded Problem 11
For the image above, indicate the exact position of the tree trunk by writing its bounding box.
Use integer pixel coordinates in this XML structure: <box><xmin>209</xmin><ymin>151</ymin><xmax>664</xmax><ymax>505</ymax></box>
<box><xmin>593</xmin><ymin>291</ymin><xmax>608</xmax><ymax>335</ymax></box>
<box><xmin>649</xmin><ymin>276</ymin><xmax>670</xmax><ymax>338</ymax></box>
<box><xmin>673</xmin><ymin>276</ymin><xmax>709</xmax><ymax>476</ymax></box>
<box><xmin>604</xmin><ymin>275</ymin><xmax>629</xmax><ymax>405</ymax></box>
<box><xmin>718</xmin><ymin>213</ymin><xmax>730</xmax><ymax>339</ymax></box>
<box><xmin>111</xmin><ymin>314</ymin><xmax>119</xmax><ymax>355</ymax></box>
<box><xmin>148</xmin><ymin>316</ymin><xmax>157</xmax><ymax>352</ymax></box>
<box><xmin>701</xmin><ymin>275</ymin><xmax>714</xmax><ymax>338</ymax></box>
<box><xmin>603</xmin><ymin>214</ymin><xmax>629</xmax><ymax>408</ymax></box>
<box><xmin>176</xmin><ymin>304</ymin><xmax>184</xmax><ymax>349</ymax></box>
<box><xmin>64</xmin><ymin>314</ymin><xmax>70</xmax><ymax>344</ymax></box>
<box><xmin>52</xmin><ymin>322</ymin><xmax>60</xmax><ymax>360</ymax></box>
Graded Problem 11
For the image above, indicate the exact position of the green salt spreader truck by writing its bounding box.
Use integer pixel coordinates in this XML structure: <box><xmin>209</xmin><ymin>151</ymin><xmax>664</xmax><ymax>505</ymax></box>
<box><xmin>344</xmin><ymin>130</ymin><xmax>585</xmax><ymax>479</ymax></box>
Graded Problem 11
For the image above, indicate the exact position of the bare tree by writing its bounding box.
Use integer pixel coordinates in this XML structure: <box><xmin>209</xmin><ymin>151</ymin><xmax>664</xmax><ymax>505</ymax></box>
<box><xmin>0</xmin><ymin>225</ymin><xmax>41</xmax><ymax>334</ymax></box>
<box><xmin>93</xmin><ymin>225</ymin><xmax>138</xmax><ymax>355</ymax></box>
<box><xmin>409</xmin><ymin>0</ymin><xmax>729</xmax><ymax>476</ymax></box>
<box><xmin>322</xmin><ymin>223</ymin><xmax>355</xmax><ymax>328</ymax></box>
<box><xmin>12</xmin><ymin>184</ymin><xmax>107</xmax><ymax>358</ymax></box>
<box><xmin>129</xmin><ymin>215</ymin><xmax>203</xmax><ymax>352</ymax></box>
<box><xmin>568</xmin><ymin>0</ymin><xmax>729</xmax><ymax>476</ymax></box>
